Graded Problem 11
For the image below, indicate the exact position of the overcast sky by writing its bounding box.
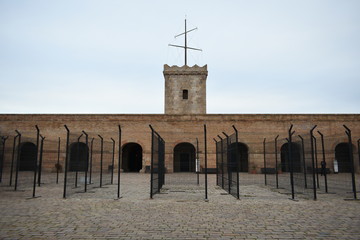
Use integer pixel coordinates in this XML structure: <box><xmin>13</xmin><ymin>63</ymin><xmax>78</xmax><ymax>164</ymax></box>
<box><xmin>1</xmin><ymin>0</ymin><xmax>359</xmax><ymax>114</ymax></box>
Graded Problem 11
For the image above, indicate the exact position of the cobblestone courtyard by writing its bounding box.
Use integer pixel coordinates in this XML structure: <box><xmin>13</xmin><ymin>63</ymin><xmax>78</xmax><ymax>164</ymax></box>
<box><xmin>1</xmin><ymin>173</ymin><xmax>359</xmax><ymax>240</ymax></box>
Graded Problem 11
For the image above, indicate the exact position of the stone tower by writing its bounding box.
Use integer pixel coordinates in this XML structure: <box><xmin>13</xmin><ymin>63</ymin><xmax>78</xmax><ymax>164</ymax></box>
<box><xmin>163</xmin><ymin>64</ymin><xmax>208</xmax><ymax>114</ymax></box>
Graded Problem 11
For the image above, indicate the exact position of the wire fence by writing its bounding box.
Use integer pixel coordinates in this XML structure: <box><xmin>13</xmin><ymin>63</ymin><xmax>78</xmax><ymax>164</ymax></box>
<box><xmin>150</xmin><ymin>125</ymin><xmax>165</xmax><ymax>198</ymax></box>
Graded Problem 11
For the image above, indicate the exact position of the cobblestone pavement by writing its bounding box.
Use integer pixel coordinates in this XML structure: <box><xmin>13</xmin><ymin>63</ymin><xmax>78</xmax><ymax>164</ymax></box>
<box><xmin>0</xmin><ymin>173</ymin><xmax>359</xmax><ymax>240</ymax></box>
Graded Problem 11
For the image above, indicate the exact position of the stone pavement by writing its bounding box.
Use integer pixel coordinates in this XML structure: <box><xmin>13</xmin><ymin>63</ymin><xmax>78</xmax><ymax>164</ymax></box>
<box><xmin>0</xmin><ymin>173</ymin><xmax>359</xmax><ymax>240</ymax></box>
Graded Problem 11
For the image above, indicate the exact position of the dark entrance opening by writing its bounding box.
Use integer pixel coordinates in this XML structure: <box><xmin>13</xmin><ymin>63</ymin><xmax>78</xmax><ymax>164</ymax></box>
<box><xmin>19</xmin><ymin>142</ymin><xmax>37</xmax><ymax>171</ymax></box>
<box><xmin>335</xmin><ymin>143</ymin><xmax>352</xmax><ymax>173</ymax></box>
<box><xmin>69</xmin><ymin>142</ymin><xmax>89</xmax><ymax>172</ymax></box>
<box><xmin>281</xmin><ymin>143</ymin><xmax>301</xmax><ymax>172</ymax></box>
<box><xmin>174</xmin><ymin>143</ymin><xmax>196</xmax><ymax>172</ymax></box>
<box><xmin>229</xmin><ymin>142</ymin><xmax>249</xmax><ymax>172</ymax></box>
<box><xmin>122</xmin><ymin>143</ymin><xmax>142</xmax><ymax>172</ymax></box>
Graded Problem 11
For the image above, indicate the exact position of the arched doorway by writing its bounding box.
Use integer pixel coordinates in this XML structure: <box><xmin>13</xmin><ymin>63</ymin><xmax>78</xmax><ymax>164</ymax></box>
<box><xmin>19</xmin><ymin>142</ymin><xmax>37</xmax><ymax>171</ymax></box>
<box><xmin>229</xmin><ymin>142</ymin><xmax>249</xmax><ymax>172</ymax></box>
<box><xmin>122</xmin><ymin>143</ymin><xmax>142</xmax><ymax>172</ymax></box>
<box><xmin>173</xmin><ymin>143</ymin><xmax>196</xmax><ymax>172</ymax></box>
<box><xmin>69</xmin><ymin>142</ymin><xmax>89</xmax><ymax>172</ymax></box>
<box><xmin>335</xmin><ymin>143</ymin><xmax>352</xmax><ymax>173</ymax></box>
<box><xmin>281</xmin><ymin>143</ymin><xmax>301</xmax><ymax>172</ymax></box>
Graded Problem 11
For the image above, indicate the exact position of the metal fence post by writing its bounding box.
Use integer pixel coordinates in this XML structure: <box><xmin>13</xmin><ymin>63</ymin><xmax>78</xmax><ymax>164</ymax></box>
<box><xmin>82</xmin><ymin>131</ymin><xmax>89</xmax><ymax>192</ymax></box>
<box><xmin>98</xmin><ymin>135</ymin><xmax>104</xmax><ymax>188</ymax></box>
<box><xmin>275</xmin><ymin>135</ymin><xmax>279</xmax><ymax>189</ymax></box>
<box><xmin>0</xmin><ymin>136</ymin><xmax>8</xmax><ymax>183</ymax></box>
<box><xmin>56</xmin><ymin>137</ymin><xmax>60</xmax><ymax>184</ymax></box>
<box><xmin>233</xmin><ymin>125</ymin><xmax>240</xmax><ymax>200</ymax></box>
<box><xmin>223</xmin><ymin>132</ymin><xmax>230</xmax><ymax>194</ymax></box>
<box><xmin>204</xmin><ymin>124</ymin><xmax>208</xmax><ymax>201</ymax></box>
<box><xmin>218</xmin><ymin>135</ymin><xmax>224</xmax><ymax>189</ymax></box>
<box><xmin>313</xmin><ymin>136</ymin><xmax>320</xmax><ymax>189</ymax></box>
<box><xmin>310</xmin><ymin>125</ymin><xmax>317</xmax><ymax>200</ymax></box>
<box><xmin>63</xmin><ymin>125</ymin><xmax>70</xmax><ymax>199</ymax></box>
<box><xmin>149</xmin><ymin>125</ymin><xmax>154</xmax><ymax>199</ymax></box>
<box><xmin>214</xmin><ymin>138</ymin><xmax>218</xmax><ymax>186</ymax></box>
<box><xmin>196</xmin><ymin>138</ymin><xmax>199</xmax><ymax>185</ymax></box>
<box><xmin>288</xmin><ymin>124</ymin><xmax>295</xmax><ymax>200</ymax></box>
<box><xmin>14</xmin><ymin>130</ymin><xmax>21</xmax><ymax>191</ymax></box>
<box><xmin>117</xmin><ymin>125</ymin><xmax>122</xmax><ymax>199</ymax></box>
<box><xmin>263</xmin><ymin>138</ymin><xmax>267</xmax><ymax>186</ymax></box>
<box><xmin>343</xmin><ymin>125</ymin><xmax>357</xmax><ymax>200</ymax></box>
<box><xmin>111</xmin><ymin>138</ymin><xmax>115</xmax><ymax>185</ymax></box>
<box><xmin>90</xmin><ymin>138</ymin><xmax>94</xmax><ymax>185</ymax></box>
<box><xmin>298</xmin><ymin>135</ymin><xmax>307</xmax><ymax>189</ymax></box>
<box><xmin>317</xmin><ymin>131</ymin><xmax>328</xmax><ymax>193</ymax></box>
<box><xmin>9</xmin><ymin>135</ymin><xmax>18</xmax><ymax>186</ymax></box>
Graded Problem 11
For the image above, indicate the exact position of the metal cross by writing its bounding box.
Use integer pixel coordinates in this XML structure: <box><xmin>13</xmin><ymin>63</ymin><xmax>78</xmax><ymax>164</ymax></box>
<box><xmin>169</xmin><ymin>19</ymin><xmax>202</xmax><ymax>66</ymax></box>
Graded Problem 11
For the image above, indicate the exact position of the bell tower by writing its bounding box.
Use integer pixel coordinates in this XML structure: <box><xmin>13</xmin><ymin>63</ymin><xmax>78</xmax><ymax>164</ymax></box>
<box><xmin>164</xmin><ymin>19</ymin><xmax>208</xmax><ymax>115</ymax></box>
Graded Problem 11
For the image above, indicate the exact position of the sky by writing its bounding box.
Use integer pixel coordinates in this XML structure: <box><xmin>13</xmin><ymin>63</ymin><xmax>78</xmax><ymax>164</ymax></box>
<box><xmin>0</xmin><ymin>0</ymin><xmax>359</xmax><ymax>114</ymax></box>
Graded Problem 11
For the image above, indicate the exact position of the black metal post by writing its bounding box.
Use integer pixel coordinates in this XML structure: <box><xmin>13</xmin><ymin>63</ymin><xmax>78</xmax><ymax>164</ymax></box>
<box><xmin>298</xmin><ymin>135</ymin><xmax>307</xmax><ymax>189</ymax></box>
<box><xmin>117</xmin><ymin>125</ymin><xmax>122</xmax><ymax>199</ymax></box>
<box><xmin>214</xmin><ymin>138</ymin><xmax>218</xmax><ymax>186</ymax></box>
<box><xmin>63</xmin><ymin>125</ymin><xmax>70</xmax><ymax>199</ymax></box>
<box><xmin>317</xmin><ymin>131</ymin><xmax>328</xmax><ymax>193</ymax></box>
<box><xmin>204</xmin><ymin>124</ymin><xmax>208</xmax><ymax>201</ymax></box>
<box><xmin>34</xmin><ymin>134</ymin><xmax>44</xmax><ymax>197</ymax></box>
<box><xmin>14</xmin><ymin>130</ymin><xmax>21</xmax><ymax>191</ymax></box>
<box><xmin>343</xmin><ymin>125</ymin><xmax>357</xmax><ymax>200</ymax></box>
<box><xmin>33</xmin><ymin>126</ymin><xmax>40</xmax><ymax>196</ymax></box>
<box><xmin>233</xmin><ymin>125</ymin><xmax>240</xmax><ymax>200</ymax></box>
<box><xmin>149</xmin><ymin>125</ymin><xmax>154</xmax><ymax>199</ymax></box>
<box><xmin>223</xmin><ymin>132</ymin><xmax>230</xmax><ymax>194</ymax></box>
<box><xmin>82</xmin><ymin>131</ymin><xmax>89</xmax><ymax>192</ymax></box>
<box><xmin>263</xmin><ymin>138</ymin><xmax>267</xmax><ymax>186</ymax></box>
<box><xmin>90</xmin><ymin>138</ymin><xmax>94</xmax><ymax>185</ymax></box>
<box><xmin>314</xmin><ymin>136</ymin><xmax>319</xmax><ymax>188</ymax></box>
<box><xmin>310</xmin><ymin>125</ymin><xmax>317</xmax><ymax>200</ymax></box>
<box><xmin>98</xmin><ymin>135</ymin><xmax>103</xmax><ymax>188</ymax></box>
<box><xmin>358</xmin><ymin>138</ymin><xmax>360</xmax><ymax>172</ymax></box>
<box><xmin>0</xmin><ymin>136</ymin><xmax>8</xmax><ymax>183</ymax></box>
<box><xmin>9</xmin><ymin>135</ymin><xmax>18</xmax><ymax>186</ymax></box>
<box><xmin>56</xmin><ymin>137</ymin><xmax>60</xmax><ymax>184</ymax></box>
<box><xmin>37</xmin><ymin>126</ymin><xmax>42</xmax><ymax>187</ymax></box>
<box><xmin>196</xmin><ymin>138</ymin><xmax>199</xmax><ymax>185</ymax></box>
<box><xmin>75</xmin><ymin>134</ymin><xmax>83</xmax><ymax>189</ymax></box>
<box><xmin>218</xmin><ymin>135</ymin><xmax>224</xmax><ymax>189</ymax></box>
<box><xmin>275</xmin><ymin>135</ymin><xmax>279</xmax><ymax>189</ymax></box>
<box><xmin>288</xmin><ymin>124</ymin><xmax>295</xmax><ymax>200</ymax></box>
<box><xmin>111</xmin><ymin>138</ymin><xmax>115</xmax><ymax>184</ymax></box>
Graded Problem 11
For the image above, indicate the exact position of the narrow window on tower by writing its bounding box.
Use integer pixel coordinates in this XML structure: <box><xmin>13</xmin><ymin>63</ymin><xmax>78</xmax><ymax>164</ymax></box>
<box><xmin>182</xmin><ymin>89</ymin><xmax>188</xmax><ymax>100</ymax></box>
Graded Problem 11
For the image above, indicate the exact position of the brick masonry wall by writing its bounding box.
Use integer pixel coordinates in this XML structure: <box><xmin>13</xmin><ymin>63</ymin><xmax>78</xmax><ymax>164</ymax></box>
<box><xmin>0</xmin><ymin>114</ymin><xmax>359</xmax><ymax>173</ymax></box>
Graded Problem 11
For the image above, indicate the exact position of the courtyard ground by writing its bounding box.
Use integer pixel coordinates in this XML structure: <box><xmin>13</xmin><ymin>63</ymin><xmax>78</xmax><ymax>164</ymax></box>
<box><xmin>0</xmin><ymin>173</ymin><xmax>359</xmax><ymax>240</ymax></box>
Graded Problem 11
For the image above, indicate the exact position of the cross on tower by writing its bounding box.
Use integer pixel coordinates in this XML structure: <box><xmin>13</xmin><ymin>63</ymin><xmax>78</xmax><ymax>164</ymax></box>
<box><xmin>169</xmin><ymin>19</ymin><xmax>202</xmax><ymax>66</ymax></box>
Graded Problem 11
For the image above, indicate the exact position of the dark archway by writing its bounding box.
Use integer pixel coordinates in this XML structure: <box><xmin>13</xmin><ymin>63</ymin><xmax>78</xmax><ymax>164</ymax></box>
<box><xmin>69</xmin><ymin>142</ymin><xmax>89</xmax><ymax>172</ymax></box>
<box><xmin>229</xmin><ymin>142</ymin><xmax>249</xmax><ymax>172</ymax></box>
<box><xmin>174</xmin><ymin>143</ymin><xmax>196</xmax><ymax>172</ymax></box>
<box><xmin>122</xmin><ymin>143</ymin><xmax>142</xmax><ymax>172</ymax></box>
<box><xmin>281</xmin><ymin>143</ymin><xmax>301</xmax><ymax>172</ymax></box>
<box><xmin>335</xmin><ymin>143</ymin><xmax>352</xmax><ymax>173</ymax></box>
<box><xmin>19</xmin><ymin>142</ymin><xmax>37</xmax><ymax>171</ymax></box>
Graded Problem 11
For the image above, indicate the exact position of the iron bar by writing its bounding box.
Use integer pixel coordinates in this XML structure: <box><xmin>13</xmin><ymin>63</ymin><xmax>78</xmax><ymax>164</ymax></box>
<box><xmin>317</xmin><ymin>131</ymin><xmax>328</xmax><ymax>193</ymax></box>
<box><xmin>343</xmin><ymin>125</ymin><xmax>357</xmax><ymax>200</ymax></box>
<box><xmin>310</xmin><ymin>125</ymin><xmax>317</xmax><ymax>200</ymax></box>
<box><xmin>63</xmin><ymin>125</ymin><xmax>70</xmax><ymax>198</ymax></box>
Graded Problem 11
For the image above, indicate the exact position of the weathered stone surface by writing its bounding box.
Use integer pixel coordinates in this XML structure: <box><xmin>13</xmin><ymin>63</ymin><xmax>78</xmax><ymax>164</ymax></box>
<box><xmin>164</xmin><ymin>64</ymin><xmax>207</xmax><ymax>114</ymax></box>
